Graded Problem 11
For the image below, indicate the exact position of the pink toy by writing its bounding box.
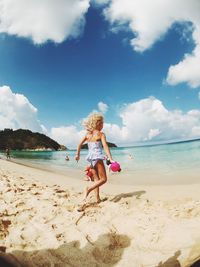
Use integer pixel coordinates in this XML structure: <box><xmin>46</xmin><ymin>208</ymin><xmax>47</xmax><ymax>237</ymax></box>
<box><xmin>84</xmin><ymin>166</ymin><xmax>94</xmax><ymax>181</ymax></box>
<box><xmin>109</xmin><ymin>162</ymin><xmax>121</xmax><ymax>172</ymax></box>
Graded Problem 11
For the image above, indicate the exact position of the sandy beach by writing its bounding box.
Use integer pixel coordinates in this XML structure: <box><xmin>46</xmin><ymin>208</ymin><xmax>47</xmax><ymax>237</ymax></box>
<box><xmin>1</xmin><ymin>159</ymin><xmax>200</xmax><ymax>267</ymax></box>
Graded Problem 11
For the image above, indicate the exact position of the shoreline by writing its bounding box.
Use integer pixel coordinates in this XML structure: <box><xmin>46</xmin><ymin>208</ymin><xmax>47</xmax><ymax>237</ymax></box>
<box><xmin>1</xmin><ymin>157</ymin><xmax>200</xmax><ymax>187</ymax></box>
<box><xmin>5</xmin><ymin>158</ymin><xmax>200</xmax><ymax>200</ymax></box>
<box><xmin>2</xmin><ymin>155</ymin><xmax>200</xmax><ymax>187</ymax></box>
<box><xmin>2</xmin><ymin>158</ymin><xmax>200</xmax><ymax>203</ymax></box>
<box><xmin>1</xmin><ymin>159</ymin><xmax>200</xmax><ymax>266</ymax></box>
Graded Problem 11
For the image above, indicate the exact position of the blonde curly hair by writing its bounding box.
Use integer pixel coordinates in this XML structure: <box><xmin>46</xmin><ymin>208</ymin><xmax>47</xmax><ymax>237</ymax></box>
<box><xmin>83</xmin><ymin>113</ymin><xmax>104</xmax><ymax>132</ymax></box>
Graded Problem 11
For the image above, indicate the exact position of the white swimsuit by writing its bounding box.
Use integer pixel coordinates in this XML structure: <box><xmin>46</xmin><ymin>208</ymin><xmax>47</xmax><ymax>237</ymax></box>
<box><xmin>86</xmin><ymin>141</ymin><xmax>105</xmax><ymax>167</ymax></box>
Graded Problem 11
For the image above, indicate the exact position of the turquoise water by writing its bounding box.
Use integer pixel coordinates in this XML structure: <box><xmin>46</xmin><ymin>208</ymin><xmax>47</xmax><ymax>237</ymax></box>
<box><xmin>1</xmin><ymin>139</ymin><xmax>200</xmax><ymax>177</ymax></box>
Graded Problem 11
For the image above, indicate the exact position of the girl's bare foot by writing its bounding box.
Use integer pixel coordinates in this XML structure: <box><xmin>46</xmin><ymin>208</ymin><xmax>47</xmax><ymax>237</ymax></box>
<box><xmin>77</xmin><ymin>203</ymin><xmax>86</xmax><ymax>212</ymax></box>
<box><xmin>77</xmin><ymin>194</ymin><xmax>87</xmax><ymax>212</ymax></box>
<box><xmin>96</xmin><ymin>198</ymin><xmax>101</xmax><ymax>204</ymax></box>
<box><xmin>96</xmin><ymin>197</ymin><xmax>108</xmax><ymax>204</ymax></box>
<box><xmin>83</xmin><ymin>186</ymin><xmax>89</xmax><ymax>201</ymax></box>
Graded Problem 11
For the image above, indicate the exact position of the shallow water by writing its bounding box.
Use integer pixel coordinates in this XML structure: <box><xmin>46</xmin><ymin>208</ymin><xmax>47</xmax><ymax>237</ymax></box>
<box><xmin>1</xmin><ymin>139</ymin><xmax>200</xmax><ymax>185</ymax></box>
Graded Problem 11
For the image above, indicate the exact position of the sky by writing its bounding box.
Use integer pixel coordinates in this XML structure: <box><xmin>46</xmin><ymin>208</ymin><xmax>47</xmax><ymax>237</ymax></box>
<box><xmin>0</xmin><ymin>0</ymin><xmax>200</xmax><ymax>148</ymax></box>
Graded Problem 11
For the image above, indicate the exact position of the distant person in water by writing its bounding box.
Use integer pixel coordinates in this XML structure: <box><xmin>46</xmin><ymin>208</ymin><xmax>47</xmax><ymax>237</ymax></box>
<box><xmin>128</xmin><ymin>154</ymin><xmax>133</xmax><ymax>159</ymax></box>
<box><xmin>75</xmin><ymin>113</ymin><xmax>114</xmax><ymax>210</ymax></box>
<box><xmin>5</xmin><ymin>148</ymin><xmax>11</xmax><ymax>160</ymax></box>
<box><xmin>65</xmin><ymin>155</ymin><xmax>70</xmax><ymax>161</ymax></box>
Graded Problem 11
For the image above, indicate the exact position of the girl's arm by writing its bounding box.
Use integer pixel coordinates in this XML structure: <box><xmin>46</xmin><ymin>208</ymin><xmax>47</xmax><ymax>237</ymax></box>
<box><xmin>101</xmin><ymin>133</ymin><xmax>113</xmax><ymax>161</ymax></box>
<box><xmin>75</xmin><ymin>136</ymin><xmax>87</xmax><ymax>162</ymax></box>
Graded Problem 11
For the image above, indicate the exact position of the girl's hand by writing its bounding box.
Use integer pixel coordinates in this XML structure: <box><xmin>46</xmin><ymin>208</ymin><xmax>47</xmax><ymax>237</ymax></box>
<box><xmin>75</xmin><ymin>155</ymin><xmax>80</xmax><ymax>162</ymax></box>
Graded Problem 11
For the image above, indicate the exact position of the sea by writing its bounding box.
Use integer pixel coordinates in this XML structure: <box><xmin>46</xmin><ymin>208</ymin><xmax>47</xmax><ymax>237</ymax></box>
<box><xmin>1</xmin><ymin>139</ymin><xmax>200</xmax><ymax>185</ymax></box>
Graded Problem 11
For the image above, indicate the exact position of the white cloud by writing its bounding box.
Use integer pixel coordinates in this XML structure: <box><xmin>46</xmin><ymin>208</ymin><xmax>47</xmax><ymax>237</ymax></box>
<box><xmin>191</xmin><ymin>126</ymin><xmax>200</xmax><ymax>137</ymax></box>
<box><xmin>104</xmin><ymin>0</ymin><xmax>200</xmax><ymax>88</ymax></box>
<box><xmin>1</xmin><ymin>0</ymin><xmax>200</xmax><ymax>88</ymax></box>
<box><xmin>50</xmin><ymin>97</ymin><xmax>200</xmax><ymax>148</ymax></box>
<box><xmin>166</xmin><ymin>43</ymin><xmax>200</xmax><ymax>88</ymax></box>
<box><xmin>0</xmin><ymin>85</ymin><xmax>45</xmax><ymax>132</ymax></box>
<box><xmin>1</xmin><ymin>86</ymin><xmax>199</xmax><ymax>148</ymax></box>
<box><xmin>112</xmin><ymin>97</ymin><xmax>200</xmax><ymax>145</ymax></box>
<box><xmin>50</xmin><ymin>126</ymin><xmax>85</xmax><ymax>148</ymax></box>
<box><xmin>98</xmin><ymin>101</ymin><xmax>108</xmax><ymax>113</ymax></box>
<box><xmin>0</xmin><ymin>0</ymin><xmax>90</xmax><ymax>44</ymax></box>
<box><xmin>147</xmin><ymin>128</ymin><xmax>161</xmax><ymax>141</ymax></box>
<box><xmin>0</xmin><ymin>0</ymin><xmax>200</xmax><ymax>88</ymax></box>
<box><xmin>101</xmin><ymin>97</ymin><xmax>200</xmax><ymax>146</ymax></box>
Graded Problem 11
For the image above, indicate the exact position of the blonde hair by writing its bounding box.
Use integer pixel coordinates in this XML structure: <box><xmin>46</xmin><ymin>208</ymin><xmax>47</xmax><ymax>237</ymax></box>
<box><xmin>83</xmin><ymin>113</ymin><xmax>104</xmax><ymax>132</ymax></box>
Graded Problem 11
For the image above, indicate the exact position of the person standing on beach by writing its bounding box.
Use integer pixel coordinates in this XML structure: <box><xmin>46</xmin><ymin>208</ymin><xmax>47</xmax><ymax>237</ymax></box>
<box><xmin>75</xmin><ymin>113</ymin><xmax>114</xmax><ymax>208</ymax></box>
<box><xmin>5</xmin><ymin>148</ymin><xmax>11</xmax><ymax>160</ymax></box>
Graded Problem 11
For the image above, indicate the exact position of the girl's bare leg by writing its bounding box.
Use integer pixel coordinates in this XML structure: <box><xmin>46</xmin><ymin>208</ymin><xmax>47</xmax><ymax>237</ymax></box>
<box><xmin>85</xmin><ymin>160</ymin><xmax>107</xmax><ymax>200</ymax></box>
<box><xmin>92</xmin><ymin>167</ymin><xmax>101</xmax><ymax>203</ymax></box>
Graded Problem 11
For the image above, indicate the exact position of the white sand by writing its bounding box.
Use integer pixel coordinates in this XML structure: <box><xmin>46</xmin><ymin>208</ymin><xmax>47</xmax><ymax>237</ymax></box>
<box><xmin>1</xmin><ymin>159</ymin><xmax>200</xmax><ymax>267</ymax></box>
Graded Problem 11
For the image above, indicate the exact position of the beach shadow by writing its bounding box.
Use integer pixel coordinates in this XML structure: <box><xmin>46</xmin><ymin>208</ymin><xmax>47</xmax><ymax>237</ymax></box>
<box><xmin>77</xmin><ymin>197</ymin><xmax>109</xmax><ymax>212</ymax></box>
<box><xmin>191</xmin><ymin>260</ymin><xmax>200</xmax><ymax>267</ymax></box>
<box><xmin>0</xmin><ymin>252</ymin><xmax>22</xmax><ymax>267</ymax></box>
<box><xmin>156</xmin><ymin>250</ymin><xmax>181</xmax><ymax>267</ymax></box>
<box><xmin>110</xmin><ymin>190</ymin><xmax>146</xmax><ymax>203</ymax></box>
<box><xmin>9</xmin><ymin>233</ymin><xmax>131</xmax><ymax>267</ymax></box>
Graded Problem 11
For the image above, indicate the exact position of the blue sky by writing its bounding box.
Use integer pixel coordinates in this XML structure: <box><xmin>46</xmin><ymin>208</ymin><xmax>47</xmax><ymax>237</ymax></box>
<box><xmin>0</xmin><ymin>0</ymin><xmax>200</xmax><ymax>147</ymax></box>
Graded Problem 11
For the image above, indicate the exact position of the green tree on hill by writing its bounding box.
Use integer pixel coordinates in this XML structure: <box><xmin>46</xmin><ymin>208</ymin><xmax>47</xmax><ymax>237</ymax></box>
<box><xmin>0</xmin><ymin>129</ymin><xmax>65</xmax><ymax>151</ymax></box>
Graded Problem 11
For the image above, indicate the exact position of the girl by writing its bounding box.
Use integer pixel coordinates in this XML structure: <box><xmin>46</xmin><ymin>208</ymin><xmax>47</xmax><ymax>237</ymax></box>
<box><xmin>75</xmin><ymin>113</ymin><xmax>113</xmax><ymax>207</ymax></box>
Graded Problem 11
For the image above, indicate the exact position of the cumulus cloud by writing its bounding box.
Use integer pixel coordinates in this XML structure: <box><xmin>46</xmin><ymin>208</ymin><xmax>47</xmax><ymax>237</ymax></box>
<box><xmin>3</xmin><ymin>86</ymin><xmax>200</xmax><ymax>148</ymax></box>
<box><xmin>0</xmin><ymin>85</ymin><xmax>45</xmax><ymax>132</ymax></box>
<box><xmin>98</xmin><ymin>101</ymin><xmax>108</xmax><ymax>113</ymax></box>
<box><xmin>106</xmin><ymin>97</ymin><xmax>200</xmax><ymax>145</ymax></box>
<box><xmin>166</xmin><ymin>37</ymin><xmax>200</xmax><ymax>88</ymax></box>
<box><xmin>104</xmin><ymin>0</ymin><xmax>200</xmax><ymax>88</ymax></box>
<box><xmin>1</xmin><ymin>0</ymin><xmax>200</xmax><ymax>88</ymax></box>
<box><xmin>147</xmin><ymin>128</ymin><xmax>161</xmax><ymax>141</ymax></box>
<box><xmin>1</xmin><ymin>86</ymin><xmax>199</xmax><ymax>148</ymax></box>
<box><xmin>50</xmin><ymin>126</ymin><xmax>85</xmax><ymax>148</ymax></box>
<box><xmin>1</xmin><ymin>87</ymin><xmax>199</xmax><ymax>148</ymax></box>
<box><xmin>0</xmin><ymin>0</ymin><xmax>90</xmax><ymax>44</ymax></box>
<box><xmin>50</xmin><ymin>97</ymin><xmax>200</xmax><ymax>148</ymax></box>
